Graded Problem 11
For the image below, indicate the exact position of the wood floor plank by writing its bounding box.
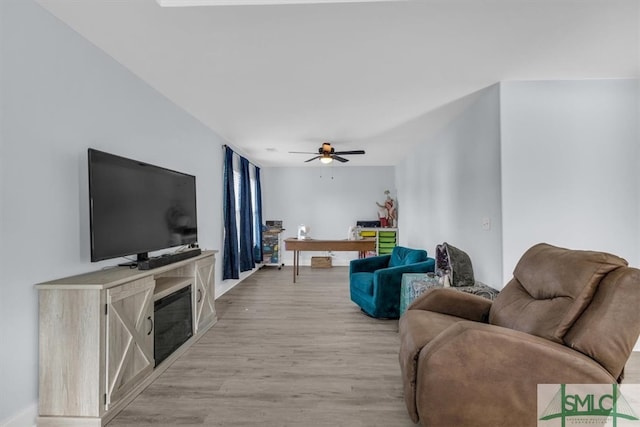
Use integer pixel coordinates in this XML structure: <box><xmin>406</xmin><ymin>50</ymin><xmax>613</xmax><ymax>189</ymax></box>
<box><xmin>107</xmin><ymin>266</ymin><xmax>640</xmax><ymax>426</ymax></box>
<box><xmin>107</xmin><ymin>266</ymin><xmax>412</xmax><ymax>426</ymax></box>
<box><xmin>625</xmin><ymin>351</ymin><xmax>640</xmax><ymax>383</ymax></box>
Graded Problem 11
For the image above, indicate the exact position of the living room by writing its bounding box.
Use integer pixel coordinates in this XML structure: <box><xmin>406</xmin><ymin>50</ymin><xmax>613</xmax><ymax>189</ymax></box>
<box><xmin>1</xmin><ymin>0</ymin><xmax>639</xmax><ymax>426</ymax></box>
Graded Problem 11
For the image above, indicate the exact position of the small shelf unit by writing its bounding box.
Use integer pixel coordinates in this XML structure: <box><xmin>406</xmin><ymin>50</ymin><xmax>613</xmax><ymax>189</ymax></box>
<box><xmin>153</xmin><ymin>276</ymin><xmax>192</xmax><ymax>301</ymax></box>
<box><xmin>262</xmin><ymin>228</ymin><xmax>285</xmax><ymax>269</ymax></box>
<box><xmin>358</xmin><ymin>228</ymin><xmax>398</xmax><ymax>256</ymax></box>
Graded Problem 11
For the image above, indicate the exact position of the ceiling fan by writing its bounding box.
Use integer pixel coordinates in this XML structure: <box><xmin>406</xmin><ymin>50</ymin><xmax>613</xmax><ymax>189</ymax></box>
<box><xmin>289</xmin><ymin>142</ymin><xmax>365</xmax><ymax>164</ymax></box>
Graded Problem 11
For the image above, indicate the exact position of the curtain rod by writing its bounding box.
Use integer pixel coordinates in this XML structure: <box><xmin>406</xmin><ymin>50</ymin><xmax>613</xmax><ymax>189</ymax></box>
<box><xmin>222</xmin><ymin>144</ymin><xmax>260</xmax><ymax>169</ymax></box>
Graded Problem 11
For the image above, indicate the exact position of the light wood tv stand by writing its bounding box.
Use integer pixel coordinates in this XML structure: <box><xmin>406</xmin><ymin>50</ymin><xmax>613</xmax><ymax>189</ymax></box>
<box><xmin>35</xmin><ymin>250</ymin><xmax>217</xmax><ymax>427</ymax></box>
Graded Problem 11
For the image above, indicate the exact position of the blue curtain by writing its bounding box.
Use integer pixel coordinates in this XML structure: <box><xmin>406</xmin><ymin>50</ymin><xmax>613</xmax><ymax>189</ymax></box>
<box><xmin>253</xmin><ymin>166</ymin><xmax>263</xmax><ymax>264</ymax></box>
<box><xmin>238</xmin><ymin>157</ymin><xmax>254</xmax><ymax>272</ymax></box>
<box><xmin>222</xmin><ymin>146</ymin><xmax>239</xmax><ymax>280</ymax></box>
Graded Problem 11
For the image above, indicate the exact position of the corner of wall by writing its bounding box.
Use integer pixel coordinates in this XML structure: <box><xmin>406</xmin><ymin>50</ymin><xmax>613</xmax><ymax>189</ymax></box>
<box><xmin>0</xmin><ymin>403</ymin><xmax>37</xmax><ymax>427</ymax></box>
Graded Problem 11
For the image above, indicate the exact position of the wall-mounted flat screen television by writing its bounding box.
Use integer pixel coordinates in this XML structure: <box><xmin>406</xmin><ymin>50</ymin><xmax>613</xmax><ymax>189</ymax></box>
<box><xmin>88</xmin><ymin>148</ymin><xmax>198</xmax><ymax>263</ymax></box>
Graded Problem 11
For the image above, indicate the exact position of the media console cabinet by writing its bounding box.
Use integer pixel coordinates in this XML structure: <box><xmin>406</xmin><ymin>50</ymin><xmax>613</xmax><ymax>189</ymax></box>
<box><xmin>35</xmin><ymin>250</ymin><xmax>217</xmax><ymax>427</ymax></box>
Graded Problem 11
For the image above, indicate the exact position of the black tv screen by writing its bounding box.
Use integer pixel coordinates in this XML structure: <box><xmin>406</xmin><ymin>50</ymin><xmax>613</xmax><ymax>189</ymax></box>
<box><xmin>88</xmin><ymin>149</ymin><xmax>198</xmax><ymax>262</ymax></box>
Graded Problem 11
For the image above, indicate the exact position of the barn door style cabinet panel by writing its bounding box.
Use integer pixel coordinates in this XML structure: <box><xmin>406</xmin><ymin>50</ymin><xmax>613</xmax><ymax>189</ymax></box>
<box><xmin>194</xmin><ymin>257</ymin><xmax>216</xmax><ymax>333</ymax></box>
<box><xmin>36</xmin><ymin>251</ymin><xmax>217</xmax><ymax>427</ymax></box>
<box><xmin>105</xmin><ymin>277</ymin><xmax>155</xmax><ymax>410</ymax></box>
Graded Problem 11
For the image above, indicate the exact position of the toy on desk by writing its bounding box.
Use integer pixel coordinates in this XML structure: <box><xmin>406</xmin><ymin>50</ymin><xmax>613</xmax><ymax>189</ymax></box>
<box><xmin>347</xmin><ymin>226</ymin><xmax>362</xmax><ymax>240</ymax></box>
<box><xmin>297</xmin><ymin>224</ymin><xmax>310</xmax><ymax>240</ymax></box>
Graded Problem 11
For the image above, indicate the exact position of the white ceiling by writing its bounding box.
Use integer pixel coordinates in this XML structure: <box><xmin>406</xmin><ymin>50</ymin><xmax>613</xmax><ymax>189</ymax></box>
<box><xmin>36</xmin><ymin>0</ymin><xmax>639</xmax><ymax>167</ymax></box>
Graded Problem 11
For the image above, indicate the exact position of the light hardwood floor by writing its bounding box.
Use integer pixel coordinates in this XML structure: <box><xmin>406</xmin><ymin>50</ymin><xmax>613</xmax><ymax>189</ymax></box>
<box><xmin>107</xmin><ymin>266</ymin><xmax>640</xmax><ymax>427</ymax></box>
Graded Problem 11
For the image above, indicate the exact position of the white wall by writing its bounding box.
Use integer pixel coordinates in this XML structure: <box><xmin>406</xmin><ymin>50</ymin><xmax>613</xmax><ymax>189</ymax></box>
<box><xmin>500</xmin><ymin>79</ymin><xmax>639</xmax><ymax>281</ymax></box>
<box><xmin>637</xmin><ymin>79</ymin><xmax>640</xmax><ymax>270</ymax></box>
<box><xmin>261</xmin><ymin>166</ymin><xmax>395</xmax><ymax>266</ymax></box>
<box><xmin>396</xmin><ymin>85</ymin><xmax>503</xmax><ymax>287</ymax></box>
<box><xmin>0</xmin><ymin>1</ymin><xmax>225</xmax><ymax>423</ymax></box>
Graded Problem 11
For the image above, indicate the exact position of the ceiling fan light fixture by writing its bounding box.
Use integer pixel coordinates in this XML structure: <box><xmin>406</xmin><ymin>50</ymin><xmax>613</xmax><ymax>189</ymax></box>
<box><xmin>320</xmin><ymin>156</ymin><xmax>333</xmax><ymax>164</ymax></box>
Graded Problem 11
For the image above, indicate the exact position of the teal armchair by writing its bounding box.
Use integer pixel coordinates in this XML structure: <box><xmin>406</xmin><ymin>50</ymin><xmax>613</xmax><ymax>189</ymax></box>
<box><xmin>349</xmin><ymin>246</ymin><xmax>435</xmax><ymax>318</ymax></box>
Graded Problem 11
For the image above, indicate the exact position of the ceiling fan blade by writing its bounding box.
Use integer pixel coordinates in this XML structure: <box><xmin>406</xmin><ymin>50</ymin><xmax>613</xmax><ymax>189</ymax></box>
<box><xmin>333</xmin><ymin>150</ymin><xmax>365</xmax><ymax>155</ymax></box>
<box><xmin>332</xmin><ymin>155</ymin><xmax>349</xmax><ymax>163</ymax></box>
<box><xmin>305</xmin><ymin>156</ymin><xmax>321</xmax><ymax>162</ymax></box>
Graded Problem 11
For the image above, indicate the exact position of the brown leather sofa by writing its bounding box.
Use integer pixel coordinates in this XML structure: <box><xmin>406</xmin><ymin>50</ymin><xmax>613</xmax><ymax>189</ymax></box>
<box><xmin>399</xmin><ymin>243</ymin><xmax>640</xmax><ymax>426</ymax></box>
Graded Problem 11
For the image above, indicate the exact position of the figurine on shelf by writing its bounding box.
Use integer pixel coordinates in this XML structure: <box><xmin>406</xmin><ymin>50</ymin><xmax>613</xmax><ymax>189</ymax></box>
<box><xmin>377</xmin><ymin>203</ymin><xmax>389</xmax><ymax>227</ymax></box>
<box><xmin>385</xmin><ymin>190</ymin><xmax>396</xmax><ymax>227</ymax></box>
<box><xmin>376</xmin><ymin>190</ymin><xmax>396</xmax><ymax>228</ymax></box>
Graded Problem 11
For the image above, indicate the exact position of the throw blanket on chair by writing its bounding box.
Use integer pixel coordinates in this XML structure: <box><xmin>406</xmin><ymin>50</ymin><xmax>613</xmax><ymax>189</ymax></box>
<box><xmin>435</xmin><ymin>242</ymin><xmax>475</xmax><ymax>287</ymax></box>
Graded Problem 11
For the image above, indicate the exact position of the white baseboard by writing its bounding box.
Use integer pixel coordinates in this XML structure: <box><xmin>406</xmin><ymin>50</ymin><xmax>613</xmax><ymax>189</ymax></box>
<box><xmin>216</xmin><ymin>265</ymin><xmax>261</xmax><ymax>299</ymax></box>
<box><xmin>0</xmin><ymin>402</ymin><xmax>37</xmax><ymax>427</ymax></box>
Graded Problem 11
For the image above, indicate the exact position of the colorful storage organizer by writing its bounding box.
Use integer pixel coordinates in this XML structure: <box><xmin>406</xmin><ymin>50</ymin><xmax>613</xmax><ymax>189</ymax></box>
<box><xmin>358</xmin><ymin>228</ymin><xmax>398</xmax><ymax>256</ymax></box>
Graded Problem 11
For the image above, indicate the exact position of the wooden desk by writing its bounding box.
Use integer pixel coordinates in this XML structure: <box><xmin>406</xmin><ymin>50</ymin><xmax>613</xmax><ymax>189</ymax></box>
<box><xmin>284</xmin><ymin>238</ymin><xmax>376</xmax><ymax>282</ymax></box>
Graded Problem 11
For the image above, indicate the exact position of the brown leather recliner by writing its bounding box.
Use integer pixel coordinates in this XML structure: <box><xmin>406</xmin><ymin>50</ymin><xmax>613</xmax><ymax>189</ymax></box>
<box><xmin>399</xmin><ymin>243</ymin><xmax>640</xmax><ymax>427</ymax></box>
